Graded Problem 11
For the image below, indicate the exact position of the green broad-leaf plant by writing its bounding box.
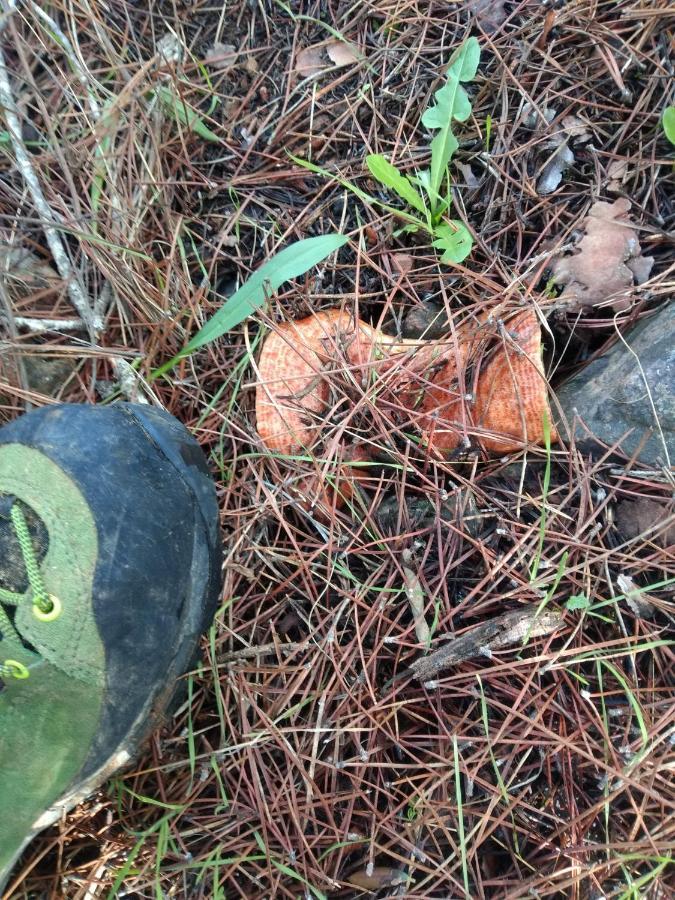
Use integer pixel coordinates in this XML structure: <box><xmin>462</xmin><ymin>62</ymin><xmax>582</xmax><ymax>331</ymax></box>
<box><xmin>292</xmin><ymin>37</ymin><xmax>481</xmax><ymax>264</ymax></box>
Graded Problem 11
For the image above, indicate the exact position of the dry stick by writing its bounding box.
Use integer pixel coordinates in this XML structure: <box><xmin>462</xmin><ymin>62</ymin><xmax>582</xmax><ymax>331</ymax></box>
<box><xmin>219</xmin><ymin>641</ymin><xmax>302</xmax><ymax>664</ymax></box>
<box><xmin>0</xmin><ymin>41</ymin><xmax>100</xmax><ymax>336</ymax></box>
<box><xmin>111</xmin><ymin>359</ymin><xmax>152</xmax><ymax>405</ymax></box>
<box><xmin>12</xmin><ymin>316</ymin><xmax>85</xmax><ymax>332</ymax></box>
<box><xmin>386</xmin><ymin>605</ymin><xmax>564</xmax><ymax>687</ymax></box>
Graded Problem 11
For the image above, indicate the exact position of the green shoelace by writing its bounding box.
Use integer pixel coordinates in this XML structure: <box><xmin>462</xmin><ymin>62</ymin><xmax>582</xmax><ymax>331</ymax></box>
<box><xmin>0</xmin><ymin>502</ymin><xmax>59</xmax><ymax>680</ymax></box>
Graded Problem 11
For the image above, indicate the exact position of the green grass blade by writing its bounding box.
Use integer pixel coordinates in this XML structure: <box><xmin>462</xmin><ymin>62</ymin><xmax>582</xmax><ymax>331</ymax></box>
<box><xmin>269</xmin><ymin>860</ymin><xmax>327</xmax><ymax>899</ymax></box>
<box><xmin>601</xmin><ymin>659</ymin><xmax>649</xmax><ymax>748</ymax></box>
<box><xmin>366</xmin><ymin>154</ymin><xmax>427</xmax><ymax>214</ymax></box>
<box><xmin>153</xmin><ymin>233</ymin><xmax>348</xmax><ymax>377</ymax></box>
<box><xmin>453</xmin><ymin>735</ymin><xmax>471</xmax><ymax>898</ymax></box>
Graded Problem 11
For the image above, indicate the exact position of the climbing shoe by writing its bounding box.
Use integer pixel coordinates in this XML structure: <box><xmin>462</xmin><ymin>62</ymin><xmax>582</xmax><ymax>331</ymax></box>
<box><xmin>0</xmin><ymin>403</ymin><xmax>222</xmax><ymax>891</ymax></box>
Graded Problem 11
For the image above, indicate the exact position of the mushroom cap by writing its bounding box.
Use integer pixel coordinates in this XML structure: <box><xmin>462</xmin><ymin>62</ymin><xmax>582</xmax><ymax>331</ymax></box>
<box><xmin>256</xmin><ymin>308</ymin><xmax>556</xmax><ymax>457</ymax></box>
<box><xmin>420</xmin><ymin>310</ymin><xmax>557</xmax><ymax>454</ymax></box>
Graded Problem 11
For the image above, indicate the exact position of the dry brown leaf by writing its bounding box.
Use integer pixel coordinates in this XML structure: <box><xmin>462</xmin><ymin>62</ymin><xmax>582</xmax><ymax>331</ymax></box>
<box><xmin>551</xmin><ymin>199</ymin><xmax>654</xmax><ymax>311</ymax></box>
<box><xmin>535</xmin><ymin>112</ymin><xmax>589</xmax><ymax>195</ymax></box>
<box><xmin>326</xmin><ymin>41</ymin><xmax>359</xmax><ymax>67</ymax></box>
<box><xmin>295</xmin><ymin>41</ymin><xmax>359</xmax><ymax>78</ymax></box>
<box><xmin>455</xmin><ymin>161</ymin><xmax>480</xmax><ymax>188</ymax></box>
<box><xmin>562</xmin><ymin>114</ymin><xmax>592</xmax><ymax>143</ymax></box>
<box><xmin>616</xmin><ymin>573</ymin><xmax>657</xmax><ymax>619</ymax></box>
<box><xmin>204</xmin><ymin>43</ymin><xmax>238</xmax><ymax>71</ymax></box>
<box><xmin>469</xmin><ymin>0</ymin><xmax>508</xmax><ymax>33</ymax></box>
<box><xmin>402</xmin><ymin>301</ymin><xmax>450</xmax><ymax>339</ymax></box>
<box><xmin>537</xmin><ymin>143</ymin><xmax>574</xmax><ymax>195</ymax></box>
<box><xmin>390</xmin><ymin>251</ymin><xmax>414</xmax><ymax>274</ymax></box>
<box><xmin>615</xmin><ymin>497</ymin><xmax>675</xmax><ymax>547</ymax></box>
<box><xmin>295</xmin><ymin>46</ymin><xmax>324</xmax><ymax>77</ymax></box>
<box><xmin>606</xmin><ymin>158</ymin><xmax>629</xmax><ymax>194</ymax></box>
<box><xmin>402</xmin><ymin>551</ymin><xmax>430</xmax><ymax>645</ymax></box>
<box><xmin>347</xmin><ymin>867</ymin><xmax>408</xmax><ymax>891</ymax></box>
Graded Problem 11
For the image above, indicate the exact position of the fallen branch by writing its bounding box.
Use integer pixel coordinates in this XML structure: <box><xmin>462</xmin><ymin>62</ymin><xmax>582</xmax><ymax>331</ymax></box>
<box><xmin>111</xmin><ymin>358</ymin><xmax>153</xmax><ymax>405</ymax></box>
<box><xmin>10</xmin><ymin>316</ymin><xmax>85</xmax><ymax>333</ymax></box>
<box><xmin>405</xmin><ymin>605</ymin><xmax>563</xmax><ymax>683</ymax></box>
<box><xmin>219</xmin><ymin>641</ymin><xmax>303</xmax><ymax>664</ymax></box>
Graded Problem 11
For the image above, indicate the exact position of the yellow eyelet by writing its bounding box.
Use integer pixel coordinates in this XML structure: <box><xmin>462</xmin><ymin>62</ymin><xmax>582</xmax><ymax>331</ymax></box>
<box><xmin>4</xmin><ymin>659</ymin><xmax>30</xmax><ymax>679</ymax></box>
<box><xmin>33</xmin><ymin>594</ymin><xmax>62</xmax><ymax>622</ymax></box>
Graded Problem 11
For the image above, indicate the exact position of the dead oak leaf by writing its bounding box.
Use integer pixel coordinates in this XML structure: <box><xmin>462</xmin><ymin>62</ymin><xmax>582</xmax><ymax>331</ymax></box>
<box><xmin>536</xmin><ymin>115</ymin><xmax>590</xmax><ymax>195</ymax></box>
<box><xmin>295</xmin><ymin>40</ymin><xmax>359</xmax><ymax>78</ymax></box>
<box><xmin>347</xmin><ymin>868</ymin><xmax>408</xmax><ymax>891</ymax></box>
<box><xmin>551</xmin><ymin>198</ymin><xmax>653</xmax><ymax>312</ymax></box>
<box><xmin>537</xmin><ymin>143</ymin><xmax>574</xmax><ymax>195</ymax></box>
<box><xmin>326</xmin><ymin>41</ymin><xmax>359</xmax><ymax>67</ymax></box>
<box><xmin>562</xmin><ymin>114</ymin><xmax>592</xmax><ymax>143</ymax></box>
<box><xmin>615</xmin><ymin>497</ymin><xmax>675</xmax><ymax>547</ymax></box>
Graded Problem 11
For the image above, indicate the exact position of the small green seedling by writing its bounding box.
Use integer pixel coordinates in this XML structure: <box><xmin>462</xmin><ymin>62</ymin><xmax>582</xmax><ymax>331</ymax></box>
<box><xmin>566</xmin><ymin>594</ymin><xmax>591</xmax><ymax>612</ymax></box>
<box><xmin>293</xmin><ymin>37</ymin><xmax>481</xmax><ymax>264</ymax></box>
<box><xmin>663</xmin><ymin>106</ymin><xmax>675</xmax><ymax>147</ymax></box>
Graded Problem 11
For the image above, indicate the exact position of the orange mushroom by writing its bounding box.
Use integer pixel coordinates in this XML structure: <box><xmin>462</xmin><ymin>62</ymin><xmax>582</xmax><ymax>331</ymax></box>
<box><xmin>420</xmin><ymin>310</ymin><xmax>557</xmax><ymax>454</ymax></box>
<box><xmin>255</xmin><ymin>308</ymin><xmax>556</xmax><ymax>458</ymax></box>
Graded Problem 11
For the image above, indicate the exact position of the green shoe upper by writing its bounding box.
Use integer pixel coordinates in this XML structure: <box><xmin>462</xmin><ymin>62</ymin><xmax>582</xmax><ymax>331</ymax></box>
<box><xmin>0</xmin><ymin>403</ymin><xmax>221</xmax><ymax>890</ymax></box>
<box><xmin>0</xmin><ymin>444</ymin><xmax>104</xmax><ymax>881</ymax></box>
<box><xmin>0</xmin><ymin>444</ymin><xmax>104</xmax><ymax>682</ymax></box>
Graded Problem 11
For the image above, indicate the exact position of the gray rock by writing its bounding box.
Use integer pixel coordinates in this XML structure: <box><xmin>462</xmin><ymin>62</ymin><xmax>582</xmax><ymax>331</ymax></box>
<box><xmin>555</xmin><ymin>304</ymin><xmax>674</xmax><ymax>467</ymax></box>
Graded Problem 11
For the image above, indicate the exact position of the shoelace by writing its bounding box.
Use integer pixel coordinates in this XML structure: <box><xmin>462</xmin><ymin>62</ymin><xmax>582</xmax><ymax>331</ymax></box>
<box><xmin>0</xmin><ymin>502</ymin><xmax>61</xmax><ymax>680</ymax></box>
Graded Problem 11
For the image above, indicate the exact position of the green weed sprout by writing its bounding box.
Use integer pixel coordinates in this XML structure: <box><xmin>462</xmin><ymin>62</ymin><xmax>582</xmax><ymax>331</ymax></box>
<box><xmin>292</xmin><ymin>37</ymin><xmax>480</xmax><ymax>264</ymax></box>
<box><xmin>663</xmin><ymin>106</ymin><xmax>675</xmax><ymax>146</ymax></box>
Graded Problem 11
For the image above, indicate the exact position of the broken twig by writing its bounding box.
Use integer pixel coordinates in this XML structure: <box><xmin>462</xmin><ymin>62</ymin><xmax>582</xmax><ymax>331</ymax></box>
<box><xmin>405</xmin><ymin>605</ymin><xmax>563</xmax><ymax>682</ymax></box>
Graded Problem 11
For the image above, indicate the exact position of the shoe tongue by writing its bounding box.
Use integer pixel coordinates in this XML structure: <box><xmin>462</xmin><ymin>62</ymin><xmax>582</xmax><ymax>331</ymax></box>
<box><xmin>0</xmin><ymin>494</ymin><xmax>49</xmax><ymax>594</ymax></box>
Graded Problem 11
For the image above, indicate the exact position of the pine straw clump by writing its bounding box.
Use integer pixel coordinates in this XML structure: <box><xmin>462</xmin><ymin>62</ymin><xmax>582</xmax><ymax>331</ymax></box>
<box><xmin>1</xmin><ymin>1</ymin><xmax>673</xmax><ymax>898</ymax></box>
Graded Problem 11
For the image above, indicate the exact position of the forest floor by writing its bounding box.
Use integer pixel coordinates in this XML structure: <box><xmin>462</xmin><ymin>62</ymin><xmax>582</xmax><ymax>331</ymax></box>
<box><xmin>1</xmin><ymin>1</ymin><xmax>674</xmax><ymax>898</ymax></box>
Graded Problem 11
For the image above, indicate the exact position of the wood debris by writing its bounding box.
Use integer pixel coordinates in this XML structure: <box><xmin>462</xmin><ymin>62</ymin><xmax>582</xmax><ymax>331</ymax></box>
<box><xmin>204</xmin><ymin>43</ymin><xmax>238</xmax><ymax>71</ymax></box>
<box><xmin>404</xmin><ymin>605</ymin><xmax>563</xmax><ymax>682</ymax></box>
